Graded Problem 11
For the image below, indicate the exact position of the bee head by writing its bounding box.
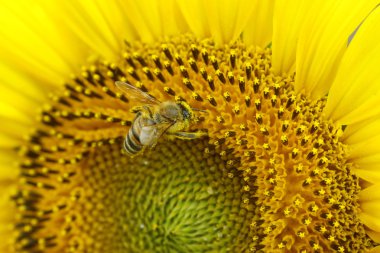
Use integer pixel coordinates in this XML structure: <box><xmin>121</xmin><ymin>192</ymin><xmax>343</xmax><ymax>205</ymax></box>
<box><xmin>177</xmin><ymin>101</ymin><xmax>193</xmax><ymax>120</ymax></box>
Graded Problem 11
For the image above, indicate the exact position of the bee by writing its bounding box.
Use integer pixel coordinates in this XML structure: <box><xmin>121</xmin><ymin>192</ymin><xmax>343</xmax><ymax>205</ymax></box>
<box><xmin>115</xmin><ymin>81</ymin><xmax>207</xmax><ymax>156</ymax></box>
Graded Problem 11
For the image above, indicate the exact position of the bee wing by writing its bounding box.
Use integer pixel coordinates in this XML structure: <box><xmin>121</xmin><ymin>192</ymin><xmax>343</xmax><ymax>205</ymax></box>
<box><xmin>115</xmin><ymin>81</ymin><xmax>160</xmax><ymax>105</ymax></box>
<box><xmin>140</xmin><ymin>122</ymin><xmax>173</xmax><ymax>147</ymax></box>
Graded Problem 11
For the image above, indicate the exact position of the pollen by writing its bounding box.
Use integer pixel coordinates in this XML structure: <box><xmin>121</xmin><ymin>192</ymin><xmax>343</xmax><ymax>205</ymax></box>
<box><xmin>12</xmin><ymin>34</ymin><xmax>376</xmax><ymax>252</ymax></box>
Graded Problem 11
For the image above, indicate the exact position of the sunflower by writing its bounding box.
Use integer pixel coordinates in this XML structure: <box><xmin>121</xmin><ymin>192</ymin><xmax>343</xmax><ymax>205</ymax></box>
<box><xmin>1</xmin><ymin>0</ymin><xmax>380</xmax><ymax>252</ymax></box>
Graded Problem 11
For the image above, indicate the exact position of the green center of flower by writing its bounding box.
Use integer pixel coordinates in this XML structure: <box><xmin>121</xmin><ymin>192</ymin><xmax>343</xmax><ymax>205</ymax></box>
<box><xmin>13</xmin><ymin>34</ymin><xmax>375</xmax><ymax>252</ymax></box>
<box><xmin>80</xmin><ymin>139</ymin><xmax>252</xmax><ymax>252</ymax></box>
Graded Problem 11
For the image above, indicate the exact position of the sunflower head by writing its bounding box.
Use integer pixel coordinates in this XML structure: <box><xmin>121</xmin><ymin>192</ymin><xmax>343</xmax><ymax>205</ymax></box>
<box><xmin>1</xmin><ymin>1</ymin><xmax>380</xmax><ymax>253</ymax></box>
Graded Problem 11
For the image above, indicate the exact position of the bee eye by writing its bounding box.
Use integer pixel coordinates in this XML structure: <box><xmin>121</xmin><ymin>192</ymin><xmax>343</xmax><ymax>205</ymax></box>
<box><xmin>182</xmin><ymin>109</ymin><xmax>191</xmax><ymax>119</ymax></box>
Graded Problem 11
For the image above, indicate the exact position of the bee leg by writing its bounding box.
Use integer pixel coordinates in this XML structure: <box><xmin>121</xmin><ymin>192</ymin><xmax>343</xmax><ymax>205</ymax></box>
<box><xmin>191</xmin><ymin>108</ymin><xmax>208</xmax><ymax>114</ymax></box>
<box><xmin>131</xmin><ymin>106</ymin><xmax>143</xmax><ymax>113</ymax></box>
<box><xmin>142</xmin><ymin>105</ymin><xmax>154</xmax><ymax>118</ymax></box>
<box><xmin>169</xmin><ymin>131</ymin><xmax>207</xmax><ymax>140</ymax></box>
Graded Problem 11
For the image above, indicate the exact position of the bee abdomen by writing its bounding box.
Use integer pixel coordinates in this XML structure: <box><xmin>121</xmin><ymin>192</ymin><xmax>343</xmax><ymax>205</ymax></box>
<box><xmin>124</xmin><ymin>116</ymin><xmax>144</xmax><ymax>155</ymax></box>
<box><xmin>124</xmin><ymin>131</ymin><xmax>143</xmax><ymax>155</ymax></box>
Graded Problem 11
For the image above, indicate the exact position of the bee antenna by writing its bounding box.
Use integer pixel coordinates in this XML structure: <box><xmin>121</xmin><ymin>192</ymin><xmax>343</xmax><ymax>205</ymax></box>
<box><xmin>191</xmin><ymin>108</ymin><xmax>208</xmax><ymax>114</ymax></box>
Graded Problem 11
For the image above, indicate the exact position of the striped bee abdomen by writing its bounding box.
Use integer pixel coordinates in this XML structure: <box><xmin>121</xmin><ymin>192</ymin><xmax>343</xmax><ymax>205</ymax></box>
<box><xmin>124</xmin><ymin>114</ymin><xmax>145</xmax><ymax>155</ymax></box>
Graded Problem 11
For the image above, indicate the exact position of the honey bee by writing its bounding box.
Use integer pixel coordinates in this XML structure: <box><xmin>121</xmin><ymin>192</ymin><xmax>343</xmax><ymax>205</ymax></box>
<box><xmin>115</xmin><ymin>81</ymin><xmax>207</xmax><ymax>156</ymax></box>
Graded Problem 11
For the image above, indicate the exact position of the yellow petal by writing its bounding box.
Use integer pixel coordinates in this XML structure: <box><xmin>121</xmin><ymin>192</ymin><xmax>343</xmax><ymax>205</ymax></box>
<box><xmin>176</xmin><ymin>0</ymin><xmax>211</xmax><ymax>39</ymax></box>
<box><xmin>178</xmin><ymin>0</ymin><xmax>256</xmax><ymax>45</ymax></box>
<box><xmin>0</xmin><ymin>64</ymin><xmax>47</xmax><ymax>126</ymax></box>
<box><xmin>0</xmin><ymin>121</ymin><xmax>29</xmax><ymax>149</ymax></box>
<box><xmin>349</xmin><ymin>139</ymin><xmax>380</xmax><ymax>160</ymax></box>
<box><xmin>360</xmin><ymin>184</ymin><xmax>380</xmax><ymax>202</ymax></box>
<box><xmin>349</xmin><ymin>146</ymin><xmax>380</xmax><ymax>182</ymax></box>
<box><xmin>0</xmin><ymin>62</ymin><xmax>46</xmax><ymax>103</ymax></box>
<box><xmin>352</xmin><ymin>161</ymin><xmax>380</xmax><ymax>184</ymax></box>
<box><xmin>242</xmin><ymin>0</ymin><xmax>274</xmax><ymax>48</ymax></box>
<box><xmin>342</xmin><ymin>118</ymin><xmax>380</xmax><ymax>144</ymax></box>
<box><xmin>39</xmin><ymin>0</ymin><xmax>141</xmax><ymax>60</ymax></box>
<box><xmin>121</xmin><ymin>0</ymin><xmax>187</xmax><ymax>43</ymax></box>
<box><xmin>342</xmin><ymin>118</ymin><xmax>380</xmax><ymax>174</ymax></box>
<box><xmin>272</xmin><ymin>0</ymin><xmax>309</xmax><ymax>74</ymax></box>
<box><xmin>0</xmin><ymin>63</ymin><xmax>40</xmax><ymax>143</ymax></box>
<box><xmin>0</xmin><ymin>154</ymin><xmax>19</xmax><ymax>184</ymax></box>
<box><xmin>359</xmin><ymin>209</ymin><xmax>380</xmax><ymax>232</ymax></box>
<box><xmin>353</xmin><ymin>168</ymin><xmax>380</xmax><ymax>184</ymax></box>
<box><xmin>159</xmin><ymin>0</ymin><xmax>189</xmax><ymax>35</ymax></box>
<box><xmin>121</xmin><ymin>0</ymin><xmax>160</xmax><ymax>42</ymax></box>
<box><xmin>359</xmin><ymin>185</ymin><xmax>380</xmax><ymax>241</ymax></box>
<box><xmin>0</xmin><ymin>102</ymin><xmax>34</xmax><ymax>128</ymax></box>
<box><xmin>0</xmin><ymin>1</ymin><xmax>90</xmax><ymax>84</ymax></box>
<box><xmin>204</xmin><ymin>0</ymin><xmax>255</xmax><ymax>44</ymax></box>
<box><xmin>0</xmin><ymin>183</ymin><xmax>17</xmax><ymax>253</ymax></box>
<box><xmin>0</xmin><ymin>153</ymin><xmax>18</xmax><ymax>252</ymax></box>
<box><xmin>324</xmin><ymin>5</ymin><xmax>380</xmax><ymax>124</ymax></box>
<box><xmin>295</xmin><ymin>1</ymin><xmax>380</xmax><ymax>100</ymax></box>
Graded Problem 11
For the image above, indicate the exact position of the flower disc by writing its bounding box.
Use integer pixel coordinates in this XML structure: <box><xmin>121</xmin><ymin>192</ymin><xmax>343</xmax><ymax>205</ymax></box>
<box><xmin>13</xmin><ymin>34</ymin><xmax>375</xmax><ymax>252</ymax></box>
